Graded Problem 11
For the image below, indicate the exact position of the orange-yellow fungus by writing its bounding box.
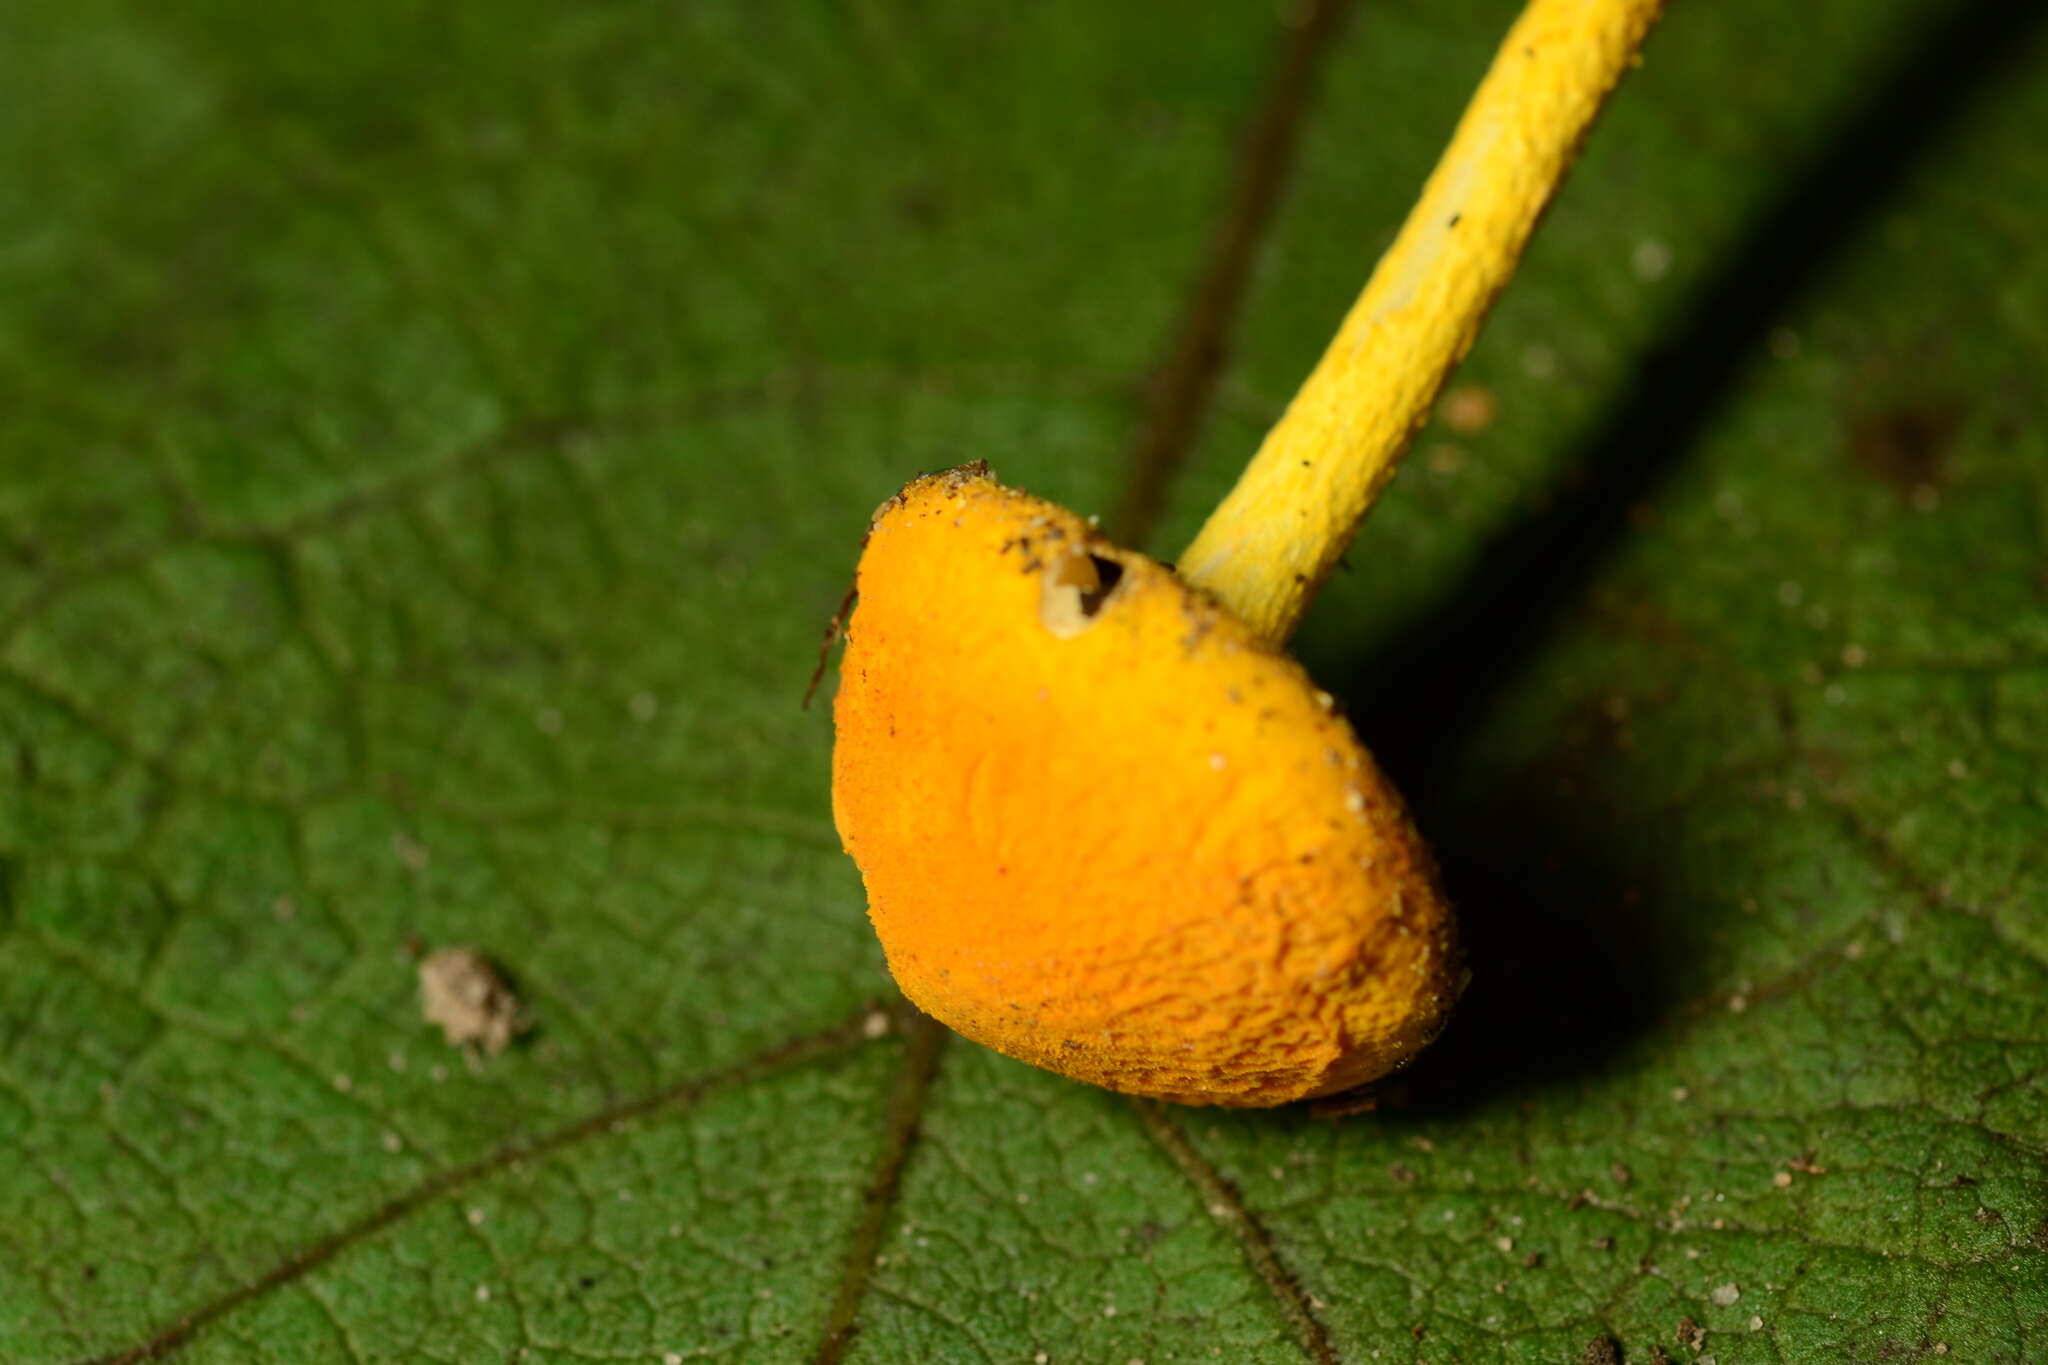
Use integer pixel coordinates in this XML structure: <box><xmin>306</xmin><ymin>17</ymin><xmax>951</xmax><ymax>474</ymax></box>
<box><xmin>832</xmin><ymin>466</ymin><xmax>1461</xmax><ymax>1106</ymax></box>
<box><xmin>828</xmin><ymin>0</ymin><xmax>1662</xmax><ymax>1105</ymax></box>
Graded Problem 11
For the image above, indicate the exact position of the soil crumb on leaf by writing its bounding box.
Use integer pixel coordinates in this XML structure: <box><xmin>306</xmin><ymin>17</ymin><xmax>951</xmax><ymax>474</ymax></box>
<box><xmin>419</xmin><ymin>947</ymin><xmax>523</xmax><ymax>1055</ymax></box>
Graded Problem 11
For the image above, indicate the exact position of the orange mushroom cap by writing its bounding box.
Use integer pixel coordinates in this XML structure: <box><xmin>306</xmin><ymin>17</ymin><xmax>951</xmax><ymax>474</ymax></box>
<box><xmin>832</xmin><ymin>465</ymin><xmax>1462</xmax><ymax>1106</ymax></box>
<box><xmin>829</xmin><ymin>0</ymin><xmax>1665</xmax><ymax>1103</ymax></box>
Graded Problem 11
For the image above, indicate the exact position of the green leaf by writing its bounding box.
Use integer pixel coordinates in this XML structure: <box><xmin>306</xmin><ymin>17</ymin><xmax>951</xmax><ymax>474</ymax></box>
<box><xmin>5</xmin><ymin>0</ymin><xmax>2044</xmax><ymax>1362</ymax></box>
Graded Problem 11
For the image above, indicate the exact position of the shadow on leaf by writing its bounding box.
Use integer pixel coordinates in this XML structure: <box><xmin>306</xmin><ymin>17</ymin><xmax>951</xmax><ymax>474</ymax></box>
<box><xmin>1331</xmin><ymin>0</ymin><xmax>2048</xmax><ymax>1117</ymax></box>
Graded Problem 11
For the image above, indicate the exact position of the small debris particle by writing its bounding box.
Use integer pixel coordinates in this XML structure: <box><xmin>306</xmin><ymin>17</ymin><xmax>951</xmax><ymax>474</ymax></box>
<box><xmin>1102</xmin><ymin>1304</ymin><xmax>1118</xmax><ymax>1318</ymax></box>
<box><xmin>1850</xmin><ymin>404</ymin><xmax>1960</xmax><ymax>499</ymax></box>
<box><xmin>1035</xmin><ymin>1355</ymin><xmax>1049</xmax><ymax>1365</ymax></box>
<box><xmin>380</xmin><ymin>1131</ymin><xmax>403</xmax><ymax>1153</ymax></box>
<box><xmin>1947</xmin><ymin>758</ymin><xmax>1969</xmax><ymax>779</ymax></box>
<box><xmin>1610</xmin><ymin>1162</ymin><xmax>1633</xmax><ymax>1185</ymax></box>
<box><xmin>1841</xmin><ymin>643</ymin><xmax>1868</xmax><ymax>668</ymax></box>
<box><xmin>1711</xmin><ymin>1283</ymin><xmax>1741</xmax><ymax>1306</ymax></box>
<box><xmin>1844</xmin><ymin>941</ymin><xmax>1866</xmax><ymax>960</ymax></box>
<box><xmin>1440</xmin><ymin>385</ymin><xmax>1500</xmax><ymax>435</ymax></box>
<box><xmin>332</xmin><ymin>1073</ymin><xmax>353</xmax><ymax>1093</ymax></box>
<box><xmin>1671</xmin><ymin>1086</ymin><xmax>1691</xmax><ymax>1103</ymax></box>
<box><xmin>1523</xmin><ymin>1252</ymin><xmax>1543</xmax><ymax>1269</ymax></box>
<box><xmin>1788</xmin><ymin>1152</ymin><xmax>1828</xmax><ymax>1175</ymax></box>
<box><xmin>474</xmin><ymin>1283</ymin><xmax>491</xmax><ymax>1303</ymax></box>
<box><xmin>1346</xmin><ymin>789</ymin><xmax>1366</xmax><ymax>814</ymax></box>
<box><xmin>393</xmin><ymin>833</ymin><xmax>430</xmax><ymax>871</ymax></box>
<box><xmin>1649</xmin><ymin>1349</ymin><xmax>1674</xmax><ymax>1365</ymax></box>
<box><xmin>419</xmin><ymin>948</ymin><xmax>523</xmax><ymax>1055</ymax></box>
<box><xmin>1749</xmin><ymin>1315</ymin><xmax>1764</xmax><ymax>1332</ymax></box>
<box><xmin>1773</xmin><ymin>1171</ymin><xmax>1794</xmax><ymax>1188</ymax></box>
<box><xmin>387</xmin><ymin>1050</ymin><xmax>408</xmax><ymax>1074</ymax></box>
<box><xmin>1495</xmin><ymin>1236</ymin><xmax>1515</xmax><ymax>1252</ymax></box>
<box><xmin>1389</xmin><ymin>1162</ymin><xmax>1417</xmax><ymax>1184</ymax></box>
<box><xmin>1410</xmin><ymin>1136</ymin><xmax>1435</xmax><ymax>1152</ymax></box>
<box><xmin>467</xmin><ymin>1207</ymin><xmax>486</xmax><ymax>1225</ymax></box>
<box><xmin>1583</xmin><ymin>1336</ymin><xmax>1622</xmax><ymax>1365</ymax></box>
<box><xmin>1675</xmin><ymin>1316</ymin><xmax>1707</xmax><ymax>1350</ymax></box>
<box><xmin>1729</xmin><ymin>993</ymin><xmax>1750</xmax><ymax>1013</ymax></box>
<box><xmin>1566</xmin><ymin>1189</ymin><xmax>1594</xmax><ymax>1211</ymax></box>
<box><xmin>1593</xmin><ymin>1236</ymin><xmax>1615</xmax><ymax>1251</ymax></box>
<box><xmin>1933</xmin><ymin>1344</ymin><xmax>1949</xmax><ymax>1356</ymax></box>
<box><xmin>1631</xmin><ymin>237</ymin><xmax>1673</xmax><ymax>281</ymax></box>
<box><xmin>666</xmin><ymin>1354</ymin><xmax>684</xmax><ymax>1365</ymax></box>
<box><xmin>1493</xmin><ymin>1281</ymin><xmax>1507</xmax><ymax>1294</ymax></box>
<box><xmin>862</xmin><ymin>1010</ymin><xmax>892</xmax><ymax>1039</ymax></box>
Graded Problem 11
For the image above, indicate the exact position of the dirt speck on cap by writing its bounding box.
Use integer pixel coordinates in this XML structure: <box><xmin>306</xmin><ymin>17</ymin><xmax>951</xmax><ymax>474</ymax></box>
<box><xmin>419</xmin><ymin>947</ymin><xmax>523</xmax><ymax>1056</ymax></box>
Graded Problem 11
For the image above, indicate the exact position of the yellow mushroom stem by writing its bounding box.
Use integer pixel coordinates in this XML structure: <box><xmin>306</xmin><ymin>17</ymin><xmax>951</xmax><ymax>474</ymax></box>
<box><xmin>831</xmin><ymin>0</ymin><xmax>1669</xmax><ymax>1106</ymax></box>
<box><xmin>1178</xmin><ymin>0</ymin><xmax>1666</xmax><ymax>645</ymax></box>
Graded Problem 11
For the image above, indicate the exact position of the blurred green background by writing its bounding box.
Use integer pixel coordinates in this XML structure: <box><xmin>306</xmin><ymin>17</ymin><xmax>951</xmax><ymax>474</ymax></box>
<box><xmin>3</xmin><ymin>0</ymin><xmax>2045</xmax><ymax>1361</ymax></box>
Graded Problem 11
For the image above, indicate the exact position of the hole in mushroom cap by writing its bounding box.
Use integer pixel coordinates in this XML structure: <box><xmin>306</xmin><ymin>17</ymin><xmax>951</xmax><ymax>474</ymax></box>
<box><xmin>1038</xmin><ymin>548</ymin><xmax>1125</xmax><ymax>638</ymax></box>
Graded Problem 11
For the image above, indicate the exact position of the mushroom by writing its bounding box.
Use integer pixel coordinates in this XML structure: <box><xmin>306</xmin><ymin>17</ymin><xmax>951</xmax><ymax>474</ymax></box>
<box><xmin>831</xmin><ymin>0</ymin><xmax>1663</xmax><ymax>1106</ymax></box>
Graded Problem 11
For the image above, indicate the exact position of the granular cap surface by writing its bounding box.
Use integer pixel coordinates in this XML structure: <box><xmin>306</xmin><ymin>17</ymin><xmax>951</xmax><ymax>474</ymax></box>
<box><xmin>832</xmin><ymin>466</ymin><xmax>1461</xmax><ymax>1106</ymax></box>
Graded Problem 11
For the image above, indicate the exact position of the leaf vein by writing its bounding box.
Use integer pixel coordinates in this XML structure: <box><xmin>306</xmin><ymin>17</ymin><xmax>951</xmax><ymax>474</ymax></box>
<box><xmin>66</xmin><ymin>1007</ymin><xmax>878</xmax><ymax>1365</ymax></box>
